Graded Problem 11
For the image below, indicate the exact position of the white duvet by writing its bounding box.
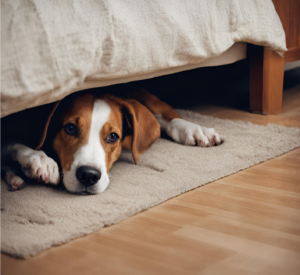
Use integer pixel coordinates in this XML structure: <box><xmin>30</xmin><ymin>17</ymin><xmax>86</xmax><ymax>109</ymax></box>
<box><xmin>1</xmin><ymin>0</ymin><xmax>286</xmax><ymax>117</ymax></box>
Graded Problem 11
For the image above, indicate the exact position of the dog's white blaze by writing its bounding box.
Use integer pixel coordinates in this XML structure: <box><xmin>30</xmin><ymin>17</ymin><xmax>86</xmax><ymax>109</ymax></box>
<box><xmin>63</xmin><ymin>99</ymin><xmax>111</xmax><ymax>194</ymax></box>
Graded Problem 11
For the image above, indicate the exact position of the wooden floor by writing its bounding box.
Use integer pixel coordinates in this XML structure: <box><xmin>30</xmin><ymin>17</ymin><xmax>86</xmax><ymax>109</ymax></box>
<box><xmin>2</xmin><ymin>84</ymin><xmax>300</xmax><ymax>275</ymax></box>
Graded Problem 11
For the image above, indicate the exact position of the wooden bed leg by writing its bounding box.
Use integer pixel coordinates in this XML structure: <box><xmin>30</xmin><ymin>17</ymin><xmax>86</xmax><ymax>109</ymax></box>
<box><xmin>249</xmin><ymin>45</ymin><xmax>284</xmax><ymax>114</ymax></box>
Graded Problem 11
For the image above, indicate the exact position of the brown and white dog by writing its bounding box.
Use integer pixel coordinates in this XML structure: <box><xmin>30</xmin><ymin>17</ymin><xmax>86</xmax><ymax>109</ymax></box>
<box><xmin>1</xmin><ymin>88</ymin><xmax>221</xmax><ymax>194</ymax></box>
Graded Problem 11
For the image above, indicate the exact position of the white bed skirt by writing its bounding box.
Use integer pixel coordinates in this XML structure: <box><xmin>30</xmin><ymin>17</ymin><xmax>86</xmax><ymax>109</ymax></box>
<box><xmin>77</xmin><ymin>42</ymin><xmax>247</xmax><ymax>92</ymax></box>
<box><xmin>1</xmin><ymin>0</ymin><xmax>286</xmax><ymax>117</ymax></box>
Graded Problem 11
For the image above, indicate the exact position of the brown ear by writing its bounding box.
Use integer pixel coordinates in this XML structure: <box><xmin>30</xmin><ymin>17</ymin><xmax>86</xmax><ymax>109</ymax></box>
<box><xmin>121</xmin><ymin>98</ymin><xmax>160</xmax><ymax>164</ymax></box>
<box><xmin>36</xmin><ymin>101</ymin><xmax>61</xmax><ymax>150</ymax></box>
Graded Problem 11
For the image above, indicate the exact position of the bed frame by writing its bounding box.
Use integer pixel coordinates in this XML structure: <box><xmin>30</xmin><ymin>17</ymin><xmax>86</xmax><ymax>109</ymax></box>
<box><xmin>249</xmin><ymin>0</ymin><xmax>300</xmax><ymax>114</ymax></box>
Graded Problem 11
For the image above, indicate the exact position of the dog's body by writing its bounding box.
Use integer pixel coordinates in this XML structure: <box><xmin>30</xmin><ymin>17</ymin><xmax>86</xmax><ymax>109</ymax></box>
<box><xmin>1</xmin><ymin>88</ymin><xmax>221</xmax><ymax>194</ymax></box>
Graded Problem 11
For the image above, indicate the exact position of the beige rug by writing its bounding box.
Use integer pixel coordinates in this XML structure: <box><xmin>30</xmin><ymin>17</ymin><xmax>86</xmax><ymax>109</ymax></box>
<box><xmin>2</xmin><ymin>110</ymin><xmax>300</xmax><ymax>258</ymax></box>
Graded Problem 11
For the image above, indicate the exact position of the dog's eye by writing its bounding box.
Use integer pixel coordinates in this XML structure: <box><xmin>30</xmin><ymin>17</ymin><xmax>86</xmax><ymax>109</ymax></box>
<box><xmin>107</xmin><ymin>133</ymin><xmax>119</xmax><ymax>143</ymax></box>
<box><xmin>64</xmin><ymin>123</ymin><xmax>77</xmax><ymax>135</ymax></box>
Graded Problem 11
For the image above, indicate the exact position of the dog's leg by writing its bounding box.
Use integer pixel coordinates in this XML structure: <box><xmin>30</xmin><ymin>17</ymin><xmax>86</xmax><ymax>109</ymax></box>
<box><xmin>1</xmin><ymin>166</ymin><xmax>25</xmax><ymax>191</ymax></box>
<box><xmin>130</xmin><ymin>88</ymin><xmax>222</xmax><ymax>147</ymax></box>
<box><xmin>2</xmin><ymin>143</ymin><xmax>60</xmax><ymax>186</ymax></box>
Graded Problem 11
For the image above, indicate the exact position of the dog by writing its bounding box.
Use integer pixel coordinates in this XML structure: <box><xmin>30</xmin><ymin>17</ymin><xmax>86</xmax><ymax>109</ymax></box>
<box><xmin>1</xmin><ymin>88</ymin><xmax>221</xmax><ymax>194</ymax></box>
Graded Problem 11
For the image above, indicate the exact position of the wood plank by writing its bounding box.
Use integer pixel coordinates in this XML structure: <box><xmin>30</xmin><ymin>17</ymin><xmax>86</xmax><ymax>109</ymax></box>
<box><xmin>192</xmin><ymin>216</ymin><xmax>300</xmax><ymax>252</ymax></box>
<box><xmin>175</xmin><ymin>225</ymin><xmax>300</xmax><ymax>275</ymax></box>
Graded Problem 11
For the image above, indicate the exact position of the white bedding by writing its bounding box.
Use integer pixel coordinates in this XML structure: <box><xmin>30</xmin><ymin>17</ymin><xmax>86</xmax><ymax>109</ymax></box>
<box><xmin>1</xmin><ymin>0</ymin><xmax>286</xmax><ymax>117</ymax></box>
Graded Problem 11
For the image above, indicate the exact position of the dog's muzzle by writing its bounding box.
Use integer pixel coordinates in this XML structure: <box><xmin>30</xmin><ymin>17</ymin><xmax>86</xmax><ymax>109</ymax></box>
<box><xmin>75</xmin><ymin>166</ymin><xmax>101</xmax><ymax>187</ymax></box>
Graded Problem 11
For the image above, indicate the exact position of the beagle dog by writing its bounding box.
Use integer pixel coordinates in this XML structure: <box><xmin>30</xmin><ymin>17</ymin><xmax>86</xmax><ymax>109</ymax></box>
<box><xmin>1</xmin><ymin>88</ymin><xmax>221</xmax><ymax>194</ymax></box>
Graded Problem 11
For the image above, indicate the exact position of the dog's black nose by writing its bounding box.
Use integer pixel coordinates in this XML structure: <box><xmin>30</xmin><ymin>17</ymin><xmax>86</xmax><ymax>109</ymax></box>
<box><xmin>76</xmin><ymin>166</ymin><xmax>101</xmax><ymax>187</ymax></box>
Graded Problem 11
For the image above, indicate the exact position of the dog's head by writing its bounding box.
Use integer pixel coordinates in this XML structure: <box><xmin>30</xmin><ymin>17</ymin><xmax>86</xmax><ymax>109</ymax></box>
<box><xmin>37</xmin><ymin>92</ymin><xmax>160</xmax><ymax>194</ymax></box>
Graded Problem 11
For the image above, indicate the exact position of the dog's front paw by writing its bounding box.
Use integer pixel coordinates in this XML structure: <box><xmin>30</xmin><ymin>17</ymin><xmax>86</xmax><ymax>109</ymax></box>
<box><xmin>17</xmin><ymin>149</ymin><xmax>60</xmax><ymax>184</ymax></box>
<box><xmin>166</xmin><ymin>118</ymin><xmax>221</xmax><ymax>147</ymax></box>
<box><xmin>2</xmin><ymin>169</ymin><xmax>25</xmax><ymax>191</ymax></box>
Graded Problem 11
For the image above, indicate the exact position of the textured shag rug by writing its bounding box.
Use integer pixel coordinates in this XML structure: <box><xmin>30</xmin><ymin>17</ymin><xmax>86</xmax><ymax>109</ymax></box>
<box><xmin>2</xmin><ymin>110</ymin><xmax>300</xmax><ymax>258</ymax></box>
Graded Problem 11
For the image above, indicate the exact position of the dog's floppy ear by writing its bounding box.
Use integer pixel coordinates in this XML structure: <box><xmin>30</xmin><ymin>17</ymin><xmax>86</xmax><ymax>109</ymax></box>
<box><xmin>36</xmin><ymin>101</ymin><xmax>61</xmax><ymax>150</ymax></box>
<box><xmin>121</xmin><ymin>98</ymin><xmax>160</xmax><ymax>164</ymax></box>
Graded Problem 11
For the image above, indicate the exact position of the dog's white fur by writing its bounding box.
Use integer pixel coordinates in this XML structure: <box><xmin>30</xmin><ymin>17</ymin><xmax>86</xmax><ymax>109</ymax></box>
<box><xmin>11</xmin><ymin>144</ymin><xmax>59</xmax><ymax>184</ymax></box>
<box><xmin>63</xmin><ymin>99</ymin><xmax>111</xmax><ymax>194</ymax></box>
<box><xmin>155</xmin><ymin>115</ymin><xmax>221</xmax><ymax>147</ymax></box>
<box><xmin>3</xmin><ymin>169</ymin><xmax>25</xmax><ymax>191</ymax></box>
<box><xmin>167</xmin><ymin>118</ymin><xmax>221</xmax><ymax>146</ymax></box>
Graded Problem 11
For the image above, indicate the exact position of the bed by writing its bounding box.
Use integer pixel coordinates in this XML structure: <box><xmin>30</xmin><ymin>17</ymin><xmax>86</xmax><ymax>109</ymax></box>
<box><xmin>249</xmin><ymin>0</ymin><xmax>300</xmax><ymax>114</ymax></box>
<box><xmin>1</xmin><ymin>0</ymin><xmax>289</xmax><ymax>118</ymax></box>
